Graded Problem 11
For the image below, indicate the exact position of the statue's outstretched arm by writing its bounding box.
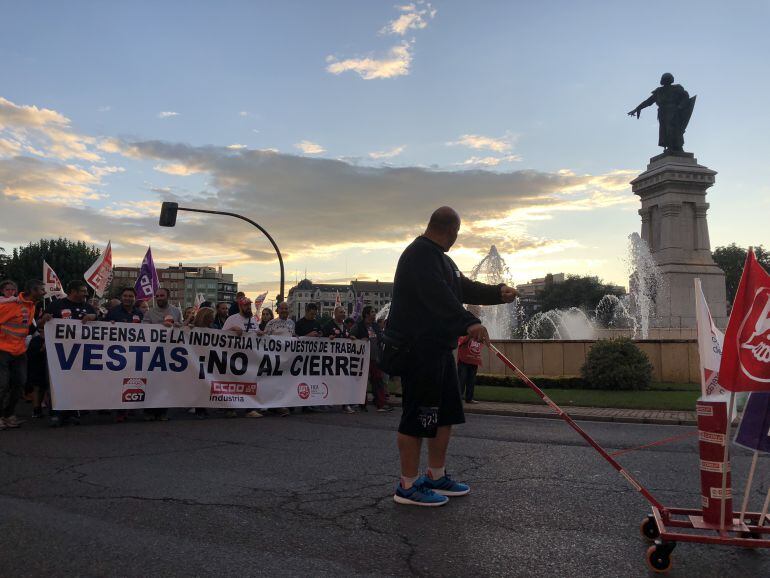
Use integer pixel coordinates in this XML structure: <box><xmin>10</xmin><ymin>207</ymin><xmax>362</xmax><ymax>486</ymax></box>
<box><xmin>628</xmin><ymin>94</ymin><xmax>656</xmax><ymax>118</ymax></box>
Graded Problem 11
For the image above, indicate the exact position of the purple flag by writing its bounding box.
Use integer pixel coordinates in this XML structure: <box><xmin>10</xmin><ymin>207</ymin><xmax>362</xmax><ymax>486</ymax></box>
<box><xmin>353</xmin><ymin>294</ymin><xmax>364</xmax><ymax>321</ymax></box>
<box><xmin>134</xmin><ymin>247</ymin><xmax>159</xmax><ymax>301</ymax></box>
<box><xmin>734</xmin><ymin>392</ymin><xmax>770</xmax><ymax>453</ymax></box>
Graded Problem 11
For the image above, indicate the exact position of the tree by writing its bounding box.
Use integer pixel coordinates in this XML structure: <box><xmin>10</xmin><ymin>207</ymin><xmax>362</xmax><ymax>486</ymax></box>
<box><xmin>712</xmin><ymin>244</ymin><xmax>770</xmax><ymax>305</ymax></box>
<box><xmin>3</xmin><ymin>238</ymin><xmax>101</xmax><ymax>291</ymax></box>
<box><xmin>0</xmin><ymin>246</ymin><xmax>8</xmax><ymax>279</ymax></box>
<box><xmin>538</xmin><ymin>275</ymin><xmax>625</xmax><ymax>314</ymax></box>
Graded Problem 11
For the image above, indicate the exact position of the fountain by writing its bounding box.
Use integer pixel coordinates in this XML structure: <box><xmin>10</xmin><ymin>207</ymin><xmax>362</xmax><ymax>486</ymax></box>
<box><xmin>468</xmin><ymin>237</ymin><xmax>665</xmax><ymax>341</ymax></box>
<box><xmin>521</xmin><ymin>308</ymin><xmax>596</xmax><ymax>340</ymax></box>
<box><xmin>594</xmin><ymin>294</ymin><xmax>634</xmax><ymax>330</ymax></box>
<box><xmin>626</xmin><ymin>232</ymin><xmax>665</xmax><ymax>339</ymax></box>
<box><xmin>469</xmin><ymin>246</ymin><xmax>517</xmax><ymax>339</ymax></box>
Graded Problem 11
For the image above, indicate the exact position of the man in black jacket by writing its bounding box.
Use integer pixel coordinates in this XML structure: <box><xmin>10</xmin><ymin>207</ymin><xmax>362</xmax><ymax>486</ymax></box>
<box><xmin>388</xmin><ymin>206</ymin><xmax>517</xmax><ymax>506</ymax></box>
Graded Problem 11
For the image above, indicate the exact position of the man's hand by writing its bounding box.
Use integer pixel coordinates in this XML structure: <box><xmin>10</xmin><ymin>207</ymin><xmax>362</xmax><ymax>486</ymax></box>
<box><xmin>229</xmin><ymin>327</ymin><xmax>243</xmax><ymax>336</ymax></box>
<box><xmin>500</xmin><ymin>285</ymin><xmax>518</xmax><ymax>303</ymax></box>
<box><xmin>627</xmin><ymin>109</ymin><xmax>640</xmax><ymax>118</ymax></box>
<box><xmin>81</xmin><ymin>314</ymin><xmax>97</xmax><ymax>323</ymax></box>
<box><xmin>467</xmin><ymin>323</ymin><xmax>490</xmax><ymax>345</ymax></box>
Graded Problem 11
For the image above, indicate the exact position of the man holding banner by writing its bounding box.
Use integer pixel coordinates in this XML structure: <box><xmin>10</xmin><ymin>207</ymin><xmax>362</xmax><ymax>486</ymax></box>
<box><xmin>387</xmin><ymin>207</ymin><xmax>518</xmax><ymax>506</ymax></box>
<box><xmin>142</xmin><ymin>288</ymin><xmax>182</xmax><ymax>327</ymax></box>
<box><xmin>45</xmin><ymin>280</ymin><xmax>96</xmax><ymax>427</ymax></box>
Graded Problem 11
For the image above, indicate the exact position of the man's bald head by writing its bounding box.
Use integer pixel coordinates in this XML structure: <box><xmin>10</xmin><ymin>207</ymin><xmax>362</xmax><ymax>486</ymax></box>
<box><xmin>424</xmin><ymin>206</ymin><xmax>461</xmax><ymax>251</ymax></box>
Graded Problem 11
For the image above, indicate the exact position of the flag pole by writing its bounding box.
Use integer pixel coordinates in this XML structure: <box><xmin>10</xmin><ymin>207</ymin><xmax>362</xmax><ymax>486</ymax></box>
<box><xmin>739</xmin><ymin>450</ymin><xmax>759</xmax><ymax>525</ymax></box>
<box><xmin>719</xmin><ymin>392</ymin><xmax>736</xmax><ymax>531</ymax></box>
<box><xmin>759</xmin><ymin>488</ymin><xmax>770</xmax><ymax>528</ymax></box>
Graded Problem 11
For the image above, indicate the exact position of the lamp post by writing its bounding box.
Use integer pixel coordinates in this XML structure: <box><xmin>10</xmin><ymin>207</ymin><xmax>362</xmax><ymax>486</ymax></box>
<box><xmin>158</xmin><ymin>201</ymin><xmax>285</xmax><ymax>303</ymax></box>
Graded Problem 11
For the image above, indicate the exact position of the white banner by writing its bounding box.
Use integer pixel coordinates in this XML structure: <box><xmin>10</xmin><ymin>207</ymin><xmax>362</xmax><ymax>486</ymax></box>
<box><xmin>695</xmin><ymin>278</ymin><xmax>730</xmax><ymax>399</ymax></box>
<box><xmin>694</xmin><ymin>278</ymin><xmax>743</xmax><ymax>418</ymax></box>
<box><xmin>45</xmin><ymin>319</ymin><xmax>369</xmax><ymax>410</ymax></box>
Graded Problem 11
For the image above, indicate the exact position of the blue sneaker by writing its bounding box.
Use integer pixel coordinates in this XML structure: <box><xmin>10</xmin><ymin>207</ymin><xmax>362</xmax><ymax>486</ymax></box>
<box><xmin>422</xmin><ymin>472</ymin><xmax>470</xmax><ymax>496</ymax></box>
<box><xmin>393</xmin><ymin>477</ymin><xmax>449</xmax><ymax>507</ymax></box>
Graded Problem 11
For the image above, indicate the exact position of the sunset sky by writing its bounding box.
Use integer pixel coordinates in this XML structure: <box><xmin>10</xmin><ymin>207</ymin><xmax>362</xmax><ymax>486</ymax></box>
<box><xmin>2</xmin><ymin>0</ymin><xmax>769</xmax><ymax>299</ymax></box>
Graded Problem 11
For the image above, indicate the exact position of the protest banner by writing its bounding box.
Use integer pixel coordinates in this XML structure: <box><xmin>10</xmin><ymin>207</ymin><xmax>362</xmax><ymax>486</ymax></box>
<box><xmin>45</xmin><ymin>319</ymin><xmax>369</xmax><ymax>410</ymax></box>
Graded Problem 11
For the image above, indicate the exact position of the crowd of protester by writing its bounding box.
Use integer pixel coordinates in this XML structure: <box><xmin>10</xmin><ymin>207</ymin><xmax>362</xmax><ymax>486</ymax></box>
<box><xmin>0</xmin><ymin>278</ymin><xmax>402</xmax><ymax>431</ymax></box>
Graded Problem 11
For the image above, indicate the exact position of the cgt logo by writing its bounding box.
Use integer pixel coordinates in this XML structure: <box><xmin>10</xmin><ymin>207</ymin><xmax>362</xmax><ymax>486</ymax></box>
<box><xmin>297</xmin><ymin>382</ymin><xmax>329</xmax><ymax>400</ymax></box>
<box><xmin>738</xmin><ymin>288</ymin><xmax>770</xmax><ymax>382</ymax></box>
<box><xmin>122</xmin><ymin>378</ymin><xmax>146</xmax><ymax>402</ymax></box>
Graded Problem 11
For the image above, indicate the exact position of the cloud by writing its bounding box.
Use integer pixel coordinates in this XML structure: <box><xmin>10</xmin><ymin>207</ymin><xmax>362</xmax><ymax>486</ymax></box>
<box><xmin>0</xmin><ymin>156</ymin><xmax>103</xmax><ymax>203</ymax></box>
<box><xmin>448</xmin><ymin>133</ymin><xmax>515</xmax><ymax>153</ymax></box>
<box><xmin>369</xmin><ymin>145</ymin><xmax>405</xmax><ymax>159</ymax></box>
<box><xmin>226</xmin><ymin>144</ymin><xmax>247</xmax><ymax>150</ymax></box>
<box><xmin>0</xmin><ymin>96</ymin><xmax>639</xmax><ymax>291</ymax></box>
<box><xmin>0</xmin><ymin>137</ymin><xmax>22</xmax><ymax>157</ymax></box>
<box><xmin>326</xmin><ymin>42</ymin><xmax>412</xmax><ymax>80</ymax></box>
<box><xmin>294</xmin><ymin>140</ymin><xmax>326</xmax><ymax>155</ymax></box>
<box><xmin>158</xmin><ymin>111</ymin><xmax>180</xmax><ymax>119</ymax></box>
<box><xmin>0</xmin><ymin>96</ymin><xmax>101</xmax><ymax>162</ymax></box>
<box><xmin>326</xmin><ymin>2</ymin><xmax>435</xmax><ymax>80</ymax></box>
<box><xmin>107</xmin><ymin>139</ymin><xmax>635</xmax><ymax>261</ymax></box>
<box><xmin>457</xmin><ymin>155</ymin><xmax>522</xmax><ymax>167</ymax></box>
<box><xmin>154</xmin><ymin>162</ymin><xmax>203</xmax><ymax>176</ymax></box>
<box><xmin>0</xmin><ymin>97</ymin><xmax>69</xmax><ymax>130</ymax></box>
<box><xmin>97</xmin><ymin>105</ymin><xmax>111</xmax><ymax>112</ymax></box>
<box><xmin>381</xmin><ymin>2</ymin><xmax>436</xmax><ymax>36</ymax></box>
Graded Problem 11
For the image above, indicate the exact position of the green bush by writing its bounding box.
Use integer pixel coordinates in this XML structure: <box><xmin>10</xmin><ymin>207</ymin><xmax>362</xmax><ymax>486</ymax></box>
<box><xmin>580</xmin><ymin>338</ymin><xmax>652</xmax><ymax>390</ymax></box>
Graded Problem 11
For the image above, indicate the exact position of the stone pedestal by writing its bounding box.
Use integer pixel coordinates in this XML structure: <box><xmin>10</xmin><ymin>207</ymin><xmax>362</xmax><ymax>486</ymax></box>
<box><xmin>630</xmin><ymin>152</ymin><xmax>727</xmax><ymax>328</ymax></box>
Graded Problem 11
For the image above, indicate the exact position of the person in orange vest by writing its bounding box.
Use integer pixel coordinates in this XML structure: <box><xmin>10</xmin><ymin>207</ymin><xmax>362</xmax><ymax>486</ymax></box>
<box><xmin>0</xmin><ymin>279</ymin><xmax>46</xmax><ymax>430</ymax></box>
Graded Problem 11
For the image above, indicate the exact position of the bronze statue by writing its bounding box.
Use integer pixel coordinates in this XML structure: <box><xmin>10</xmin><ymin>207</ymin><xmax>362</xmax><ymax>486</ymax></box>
<box><xmin>628</xmin><ymin>73</ymin><xmax>696</xmax><ymax>153</ymax></box>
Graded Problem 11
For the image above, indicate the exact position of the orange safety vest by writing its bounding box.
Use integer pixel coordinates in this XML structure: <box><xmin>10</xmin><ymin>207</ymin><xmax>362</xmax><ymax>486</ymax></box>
<box><xmin>0</xmin><ymin>293</ymin><xmax>35</xmax><ymax>356</ymax></box>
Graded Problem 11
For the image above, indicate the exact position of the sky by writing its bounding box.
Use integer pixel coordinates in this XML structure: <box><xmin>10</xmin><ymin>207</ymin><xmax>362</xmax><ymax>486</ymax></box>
<box><xmin>2</xmin><ymin>0</ymin><xmax>769</xmax><ymax>300</ymax></box>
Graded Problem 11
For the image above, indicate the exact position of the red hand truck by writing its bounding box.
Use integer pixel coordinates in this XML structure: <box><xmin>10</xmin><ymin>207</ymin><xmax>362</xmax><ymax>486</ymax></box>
<box><xmin>488</xmin><ymin>343</ymin><xmax>770</xmax><ymax>573</ymax></box>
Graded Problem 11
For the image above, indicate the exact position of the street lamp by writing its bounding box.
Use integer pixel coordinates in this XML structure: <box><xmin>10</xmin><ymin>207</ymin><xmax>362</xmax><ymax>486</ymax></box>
<box><xmin>158</xmin><ymin>201</ymin><xmax>285</xmax><ymax>303</ymax></box>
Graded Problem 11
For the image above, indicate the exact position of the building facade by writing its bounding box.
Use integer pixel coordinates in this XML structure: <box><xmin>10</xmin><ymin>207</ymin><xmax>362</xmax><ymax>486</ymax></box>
<box><xmin>515</xmin><ymin>273</ymin><xmax>566</xmax><ymax>319</ymax></box>
<box><xmin>112</xmin><ymin>265</ymin><xmax>186</xmax><ymax>305</ymax></box>
<box><xmin>111</xmin><ymin>264</ymin><xmax>238</xmax><ymax>307</ymax></box>
<box><xmin>286</xmin><ymin>278</ymin><xmax>394</xmax><ymax>320</ymax></box>
<box><xmin>182</xmin><ymin>266</ymin><xmax>238</xmax><ymax>308</ymax></box>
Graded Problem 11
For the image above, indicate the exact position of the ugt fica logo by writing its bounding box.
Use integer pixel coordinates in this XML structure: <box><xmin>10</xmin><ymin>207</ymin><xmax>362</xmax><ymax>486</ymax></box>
<box><xmin>297</xmin><ymin>382</ymin><xmax>329</xmax><ymax>400</ymax></box>
<box><xmin>122</xmin><ymin>377</ymin><xmax>147</xmax><ymax>402</ymax></box>
<box><xmin>738</xmin><ymin>288</ymin><xmax>770</xmax><ymax>382</ymax></box>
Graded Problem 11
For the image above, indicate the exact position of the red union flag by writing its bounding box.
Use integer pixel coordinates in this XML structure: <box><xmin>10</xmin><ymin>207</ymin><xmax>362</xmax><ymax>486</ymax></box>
<box><xmin>42</xmin><ymin>260</ymin><xmax>66</xmax><ymax>299</ymax></box>
<box><xmin>719</xmin><ymin>249</ymin><xmax>770</xmax><ymax>392</ymax></box>
<box><xmin>252</xmin><ymin>291</ymin><xmax>268</xmax><ymax>313</ymax></box>
<box><xmin>84</xmin><ymin>241</ymin><xmax>113</xmax><ymax>297</ymax></box>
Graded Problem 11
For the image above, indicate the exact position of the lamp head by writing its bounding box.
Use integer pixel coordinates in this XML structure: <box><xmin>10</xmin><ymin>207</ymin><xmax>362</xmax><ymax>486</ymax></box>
<box><xmin>159</xmin><ymin>202</ymin><xmax>179</xmax><ymax>227</ymax></box>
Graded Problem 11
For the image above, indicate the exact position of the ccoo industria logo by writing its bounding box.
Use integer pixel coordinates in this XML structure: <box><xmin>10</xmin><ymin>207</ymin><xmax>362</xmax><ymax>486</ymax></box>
<box><xmin>122</xmin><ymin>377</ymin><xmax>147</xmax><ymax>402</ymax></box>
<box><xmin>209</xmin><ymin>381</ymin><xmax>257</xmax><ymax>403</ymax></box>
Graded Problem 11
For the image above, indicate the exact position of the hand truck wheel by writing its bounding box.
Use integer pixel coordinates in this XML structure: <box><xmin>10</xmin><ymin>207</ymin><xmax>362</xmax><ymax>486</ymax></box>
<box><xmin>645</xmin><ymin>541</ymin><xmax>675</xmax><ymax>574</ymax></box>
<box><xmin>640</xmin><ymin>515</ymin><xmax>660</xmax><ymax>541</ymax></box>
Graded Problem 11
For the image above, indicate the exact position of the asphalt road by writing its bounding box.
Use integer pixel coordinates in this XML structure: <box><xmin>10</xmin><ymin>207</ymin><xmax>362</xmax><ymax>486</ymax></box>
<box><xmin>2</xmin><ymin>409</ymin><xmax>769</xmax><ymax>577</ymax></box>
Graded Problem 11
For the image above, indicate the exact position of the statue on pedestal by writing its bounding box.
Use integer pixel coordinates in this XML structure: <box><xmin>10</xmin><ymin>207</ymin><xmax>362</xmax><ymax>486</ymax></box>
<box><xmin>628</xmin><ymin>73</ymin><xmax>696</xmax><ymax>153</ymax></box>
